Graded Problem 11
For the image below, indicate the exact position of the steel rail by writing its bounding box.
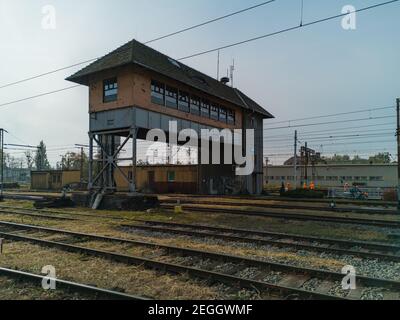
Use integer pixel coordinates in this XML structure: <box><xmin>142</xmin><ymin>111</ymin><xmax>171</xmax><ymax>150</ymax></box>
<box><xmin>0</xmin><ymin>208</ymin><xmax>77</xmax><ymax>221</ymax></box>
<box><xmin>125</xmin><ymin>223</ymin><xmax>400</xmax><ymax>262</ymax></box>
<box><xmin>0</xmin><ymin>220</ymin><xmax>398</xmax><ymax>299</ymax></box>
<box><xmin>0</xmin><ymin>267</ymin><xmax>149</xmax><ymax>300</ymax></box>
<box><xmin>162</xmin><ymin>199</ymin><xmax>398</xmax><ymax>215</ymax></box>
<box><xmin>160</xmin><ymin>204</ymin><xmax>400</xmax><ymax>229</ymax></box>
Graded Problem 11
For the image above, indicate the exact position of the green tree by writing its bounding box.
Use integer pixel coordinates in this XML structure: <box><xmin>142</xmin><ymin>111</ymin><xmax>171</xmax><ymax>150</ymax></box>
<box><xmin>368</xmin><ymin>152</ymin><xmax>391</xmax><ymax>164</ymax></box>
<box><xmin>57</xmin><ymin>151</ymin><xmax>88</xmax><ymax>181</ymax></box>
<box><xmin>34</xmin><ymin>141</ymin><xmax>50</xmax><ymax>170</ymax></box>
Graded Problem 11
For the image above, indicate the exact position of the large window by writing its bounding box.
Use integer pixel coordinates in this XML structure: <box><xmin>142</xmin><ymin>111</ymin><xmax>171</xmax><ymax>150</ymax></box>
<box><xmin>227</xmin><ymin>109</ymin><xmax>235</xmax><ymax>125</ymax></box>
<box><xmin>201</xmin><ymin>100</ymin><xmax>210</xmax><ymax>118</ymax></box>
<box><xmin>190</xmin><ymin>96</ymin><xmax>200</xmax><ymax>115</ymax></box>
<box><xmin>219</xmin><ymin>107</ymin><xmax>227</xmax><ymax>123</ymax></box>
<box><xmin>165</xmin><ymin>86</ymin><xmax>178</xmax><ymax>109</ymax></box>
<box><xmin>178</xmin><ymin>91</ymin><xmax>190</xmax><ymax>113</ymax></box>
<box><xmin>103</xmin><ymin>78</ymin><xmax>118</xmax><ymax>103</ymax></box>
<box><xmin>210</xmin><ymin>103</ymin><xmax>219</xmax><ymax>120</ymax></box>
<box><xmin>151</xmin><ymin>80</ymin><xmax>165</xmax><ymax>105</ymax></box>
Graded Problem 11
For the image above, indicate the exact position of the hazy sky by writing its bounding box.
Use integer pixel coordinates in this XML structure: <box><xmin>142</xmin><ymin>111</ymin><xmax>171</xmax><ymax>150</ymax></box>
<box><xmin>0</xmin><ymin>0</ymin><xmax>399</xmax><ymax>165</ymax></box>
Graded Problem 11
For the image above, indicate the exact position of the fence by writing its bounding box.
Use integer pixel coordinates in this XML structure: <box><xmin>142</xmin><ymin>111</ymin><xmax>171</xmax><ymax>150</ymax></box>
<box><xmin>327</xmin><ymin>187</ymin><xmax>388</xmax><ymax>200</ymax></box>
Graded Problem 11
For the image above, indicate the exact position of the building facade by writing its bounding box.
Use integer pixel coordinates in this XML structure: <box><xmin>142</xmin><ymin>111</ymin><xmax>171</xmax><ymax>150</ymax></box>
<box><xmin>31</xmin><ymin>170</ymin><xmax>81</xmax><ymax>190</ymax></box>
<box><xmin>67</xmin><ymin>40</ymin><xmax>273</xmax><ymax>195</ymax></box>
<box><xmin>264</xmin><ymin>164</ymin><xmax>397</xmax><ymax>189</ymax></box>
<box><xmin>115</xmin><ymin>165</ymin><xmax>197</xmax><ymax>194</ymax></box>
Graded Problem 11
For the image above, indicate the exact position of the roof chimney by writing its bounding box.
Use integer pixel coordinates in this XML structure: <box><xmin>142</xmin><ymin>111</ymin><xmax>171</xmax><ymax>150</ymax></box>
<box><xmin>220</xmin><ymin>77</ymin><xmax>230</xmax><ymax>85</ymax></box>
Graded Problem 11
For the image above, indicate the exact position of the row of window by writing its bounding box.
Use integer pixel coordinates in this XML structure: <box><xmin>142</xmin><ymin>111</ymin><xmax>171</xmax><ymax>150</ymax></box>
<box><xmin>268</xmin><ymin>176</ymin><xmax>384</xmax><ymax>182</ymax></box>
<box><xmin>151</xmin><ymin>80</ymin><xmax>236</xmax><ymax>125</ymax></box>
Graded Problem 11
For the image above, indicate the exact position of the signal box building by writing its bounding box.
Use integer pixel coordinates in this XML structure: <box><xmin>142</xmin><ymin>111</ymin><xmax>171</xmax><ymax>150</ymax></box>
<box><xmin>67</xmin><ymin>39</ymin><xmax>273</xmax><ymax>195</ymax></box>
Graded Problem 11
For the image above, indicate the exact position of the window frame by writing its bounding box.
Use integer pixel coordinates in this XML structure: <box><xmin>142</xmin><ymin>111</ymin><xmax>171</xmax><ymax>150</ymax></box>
<box><xmin>210</xmin><ymin>103</ymin><xmax>219</xmax><ymax>121</ymax></box>
<box><xmin>167</xmin><ymin>171</ymin><xmax>176</xmax><ymax>182</ymax></box>
<box><xmin>151</xmin><ymin>80</ymin><xmax>165</xmax><ymax>106</ymax></box>
<box><xmin>165</xmin><ymin>86</ymin><xmax>178</xmax><ymax>109</ymax></box>
<box><xmin>227</xmin><ymin>109</ymin><xmax>236</xmax><ymax>125</ymax></box>
<box><xmin>190</xmin><ymin>96</ymin><xmax>201</xmax><ymax>116</ymax></box>
<box><xmin>103</xmin><ymin>78</ymin><xmax>118</xmax><ymax>103</ymax></box>
<box><xmin>219</xmin><ymin>106</ymin><xmax>227</xmax><ymax>123</ymax></box>
<box><xmin>201</xmin><ymin>99</ymin><xmax>210</xmax><ymax>118</ymax></box>
<box><xmin>178</xmin><ymin>90</ymin><xmax>190</xmax><ymax>113</ymax></box>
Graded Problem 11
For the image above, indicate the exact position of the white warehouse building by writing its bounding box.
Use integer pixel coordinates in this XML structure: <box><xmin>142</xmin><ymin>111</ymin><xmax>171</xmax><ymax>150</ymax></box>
<box><xmin>264</xmin><ymin>164</ymin><xmax>397</xmax><ymax>189</ymax></box>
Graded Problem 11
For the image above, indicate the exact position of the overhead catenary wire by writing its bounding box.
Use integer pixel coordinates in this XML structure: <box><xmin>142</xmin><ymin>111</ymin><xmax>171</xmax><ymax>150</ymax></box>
<box><xmin>0</xmin><ymin>1</ymin><xmax>277</xmax><ymax>90</ymax></box>
<box><xmin>0</xmin><ymin>0</ymin><xmax>397</xmax><ymax>110</ymax></box>
<box><xmin>265</xmin><ymin>106</ymin><xmax>395</xmax><ymax>126</ymax></box>
<box><xmin>178</xmin><ymin>0</ymin><xmax>400</xmax><ymax>60</ymax></box>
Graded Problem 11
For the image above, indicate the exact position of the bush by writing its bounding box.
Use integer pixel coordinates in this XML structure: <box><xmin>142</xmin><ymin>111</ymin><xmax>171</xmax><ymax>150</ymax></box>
<box><xmin>0</xmin><ymin>182</ymin><xmax>20</xmax><ymax>189</ymax></box>
<box><xmin>383</xmin><ymin>189</ymin><xmax>397</xmax><ymax>202</ymax></box>
<box><xmin>280</xmin><ymin>189</ymin><xmax>325</xmax><ymax>199</ymax></box>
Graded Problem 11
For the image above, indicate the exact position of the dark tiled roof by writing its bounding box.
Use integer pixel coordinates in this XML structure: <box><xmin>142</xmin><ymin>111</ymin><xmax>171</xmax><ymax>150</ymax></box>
<box><xmin>66</xmin><ymin>39</ymin><xmax>273</xmax><ymax>118</ymax></box>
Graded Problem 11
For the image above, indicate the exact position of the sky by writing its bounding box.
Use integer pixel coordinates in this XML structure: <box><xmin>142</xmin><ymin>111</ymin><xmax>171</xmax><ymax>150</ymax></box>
<box><xmin>0</xmin><ymin>0</ymin><xmax>399</xmax><ymax>166</ymax></box>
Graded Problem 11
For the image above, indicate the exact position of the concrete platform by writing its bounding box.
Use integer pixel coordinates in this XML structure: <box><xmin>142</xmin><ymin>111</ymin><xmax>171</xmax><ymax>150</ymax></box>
<box><xmin>72</xmin><ymin>192</ymin><xmax>159</xmax><ymax>211</ymax></box>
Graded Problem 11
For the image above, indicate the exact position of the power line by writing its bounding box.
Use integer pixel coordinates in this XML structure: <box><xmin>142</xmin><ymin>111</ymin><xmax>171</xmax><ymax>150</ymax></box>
<box><xmin>0</xmin><ymin>1</ymin><xmax>397</xmax><ymax>109</ymax></box>
<box><xmin>0</xmin><ymin>1</ymin><xmax>276</xmax><ymax>90</ymax></box>
<box><xmin>0</xmin><ymin>85</ymin><xmax>81</xmax><ymax>109</ymax></box>
<box><xmin>178</xmin><ymin>0</ymin><xmax>400</xmax><ymax>60</ymax></box>
<box><xmin>264</xmin><ymin>115</ymin><xmax>394</xmax><ymax>131</ymax></box>
<box><xmin>265</xmin><ymin>106</ymin><xmax>394</xmax><ymax>126</ymax></box>
<box><xmin>266</xmin><ymin>127</ymin><xmax>395</xmax><ymax>139</ymax></box>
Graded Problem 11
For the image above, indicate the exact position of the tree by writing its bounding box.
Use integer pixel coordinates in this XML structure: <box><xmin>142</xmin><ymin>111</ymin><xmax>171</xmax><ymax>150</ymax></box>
<box><xmin>57</xmin><ymin>150</ymin><xmax>89</xmax><ymax>181</ymax></box>
<box><xmin>25</xmin><ymin>151</ymin><xmax>34</xmax><ymax>170</ymax></box>
<box><xmin>34</xmin><ymin>141</ymin><xmax>50</xmax><ymax>170</ymax></box>
<box><xmin>368</xmin><ymin>152</ymin><xmax>391</xmax><ymax>164</ymax></box>
<box><xmin>321</xmin><ymin>152</ymin><xmax>392</xmax><ymax>164</ymax></box>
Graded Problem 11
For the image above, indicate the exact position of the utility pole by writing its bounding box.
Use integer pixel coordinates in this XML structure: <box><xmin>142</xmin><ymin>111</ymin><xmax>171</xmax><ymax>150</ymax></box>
<box><xmin>294</xmin><ymin>130</ymin><xmax>298</xmax><ymax>189</ymax></box>
<box><xmin>80</xmin><ymin>147</ymin><xmax>84</xmax><ymax>183</ymax></box>
<box><xmin>397</xmin><ymin>98</ymin><xmax>400</xmax><ymax>210</ymax></box>
<box><xmin>0</xmin><ymin>129</ymin><xmax>6</xmax><ymax>200</ymax></box>
<box><xmin>304</xmin><ymin>142</ymin><xmax>308</xmax><ymax>186</ymax></box>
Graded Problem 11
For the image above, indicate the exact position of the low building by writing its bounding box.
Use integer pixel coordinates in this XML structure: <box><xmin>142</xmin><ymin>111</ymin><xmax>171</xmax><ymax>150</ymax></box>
<box><xmin>31</xmin><ymin>170</ymin><xmax>81</xmax><ymax>190</ymax></box>
<box><xmin>264</xmin><ymin>164</ymin><xmax>397</xmax><ymax>190</ymax></box>
<box><xmin>115</xmin><ymin>165</ymin><xmax>197</xmax><ymax>194</ymax></box>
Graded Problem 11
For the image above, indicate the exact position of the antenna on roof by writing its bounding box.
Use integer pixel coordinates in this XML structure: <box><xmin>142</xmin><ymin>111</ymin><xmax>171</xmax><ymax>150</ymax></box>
<box><xmin>216</xmin><ymin>50</ymin><xmax>220</xmax><ymax>80</ymax></box>
<box><xmin>229</xmin><ymin>59</ymin><xmax>235</xmax><ymax>88</ymax></box>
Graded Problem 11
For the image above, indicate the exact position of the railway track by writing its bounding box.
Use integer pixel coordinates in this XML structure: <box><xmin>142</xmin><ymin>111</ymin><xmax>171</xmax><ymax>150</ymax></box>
<box><xmin>0</xmin><ymin>220</ymin><xmax>399</xmax><ymax>300</ymax></box>
<box><xmin>162</xmin><ymin>199</ymin><xmax>398</xmax><ymax>215</ymax></box>
<box><xmin>1</xmin><ymin>203</ymin><xmax>398</xmax><ymax>261</ymax></box>
<box><xmin>0</xmin><ymin>267</ymin><xmax>148</xmax><ymax>300</ymax></box>
<box><xmin>124</xmin><ymin>220</ymin><xmax>400</xmax><ymax>262</ymax></box>
<box><xmin>161</xmin><ymin>204</ymin><xmax>400</xmax><ymax>229</ymax></box>
<box><xmin>158</xmin><ymin>194</ymin><xmax>396</xmax><ymax>208</ymax></box>
<box><xmin>1</xmin><ymin>201</ymin><xmax>399</xmax><ymax>231</ymax></box>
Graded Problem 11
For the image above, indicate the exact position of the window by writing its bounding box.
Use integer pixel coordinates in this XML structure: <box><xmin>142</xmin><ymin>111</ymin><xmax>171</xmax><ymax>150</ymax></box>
<box><xmin>210</xmin><ymin>103</ymin><xmax>219</xmax><ymax>120</ymax></box>
<box><xmin>370</xmin><ymin>176</ymin><xmax>384</xmax><ymax>181</ymax></box>
<box><xmin>167</xmin><ymin>171</ymin><xmax>176</xmax><ymax>182</ymax></box>
<box><xmin>227</xmin><ymin>109</ymin><xmax>235</xmax><ymax>125</ymax></box>
<box><xmin>326</xmin><ymin>176</ymin><xmax>338</xmax><ymax>181</ymax></box>
<box><xmin>190</xmin><ymin>96</ymin><xmax>200</xmax><ymax>115</ymax></box>
<box><xmin>103</xmin><ymin>78</ymin><xmax>118</xmax><ymax>103</ymax></box>
<box><xmin>151</xmin><ymin>80</ymin><xmax>165</xmax><ymax>105</ymax></box>
<box><xmin>178</xmin><ymin>91</ymin><xmax>190</xmax><ymax>113</ymax></box>
<box><xmin>219</xmin><ymin>107</ymin><xmax>227</xmax><ymax>123</ymax></box>
<box><xmin>201</xmin><ymin>100</ymin><xmax>210</xmax><ymax>118</ymax></box>
<box><xmin>165</xmin><ymin>86</ymin><xmax>178</xmax><ymax>109</ymax></box>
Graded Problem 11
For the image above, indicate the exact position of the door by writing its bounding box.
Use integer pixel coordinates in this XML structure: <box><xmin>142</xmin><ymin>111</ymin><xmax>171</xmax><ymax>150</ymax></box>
<box><xmin>148</xmin><ymin>171</ymin><xmax>155</xmax><ymax>191</ymax></box>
